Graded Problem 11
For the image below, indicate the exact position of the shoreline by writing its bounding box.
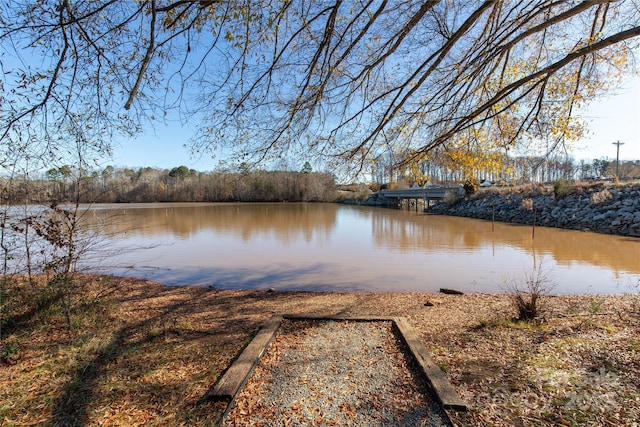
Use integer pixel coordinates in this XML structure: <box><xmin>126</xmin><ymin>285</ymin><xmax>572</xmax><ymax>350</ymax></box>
<box><xmin>349</xmin><ymin>181</ymin><xmax>640</xmax><ymax>238</ymax></box>
<box><xmin>427</xmin><ymin>182</ymin><xmax>640</xmax><ymax>238</ymax></box>
<box><xmin>2</xmin><ymin>275</ymin><xmax>639</xmax><ymax>426</ymax></box>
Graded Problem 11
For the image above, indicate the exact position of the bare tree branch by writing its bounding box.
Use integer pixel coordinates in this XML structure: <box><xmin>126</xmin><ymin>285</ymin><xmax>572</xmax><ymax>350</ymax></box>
<box><xmin>124</xmin><ymin>0</ymin><xmax>157</xmax><ymax>110</ymax></box>
<box><xmin>2</xmin><ymin>0</ymin><xmax>639</xmax><ymax>178</ymax></box>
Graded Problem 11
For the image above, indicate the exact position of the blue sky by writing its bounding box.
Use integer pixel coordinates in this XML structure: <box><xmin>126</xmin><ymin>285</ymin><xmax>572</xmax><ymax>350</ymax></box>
<box><xmin>573</xmin><ymin>77</ymin><xmax>640</xmax><ymax>162</ymax></box>
<box><xmin>110</xmin><ymin>77</ymin><xmax>640</xmax><ymax>171</ymax></box>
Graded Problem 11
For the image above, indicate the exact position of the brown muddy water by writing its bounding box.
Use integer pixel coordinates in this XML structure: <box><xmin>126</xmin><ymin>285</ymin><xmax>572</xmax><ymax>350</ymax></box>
<box><xmin>82</xmin><ymin>202</ymin><xmax>639</xmax><ymax>294</ymax></box>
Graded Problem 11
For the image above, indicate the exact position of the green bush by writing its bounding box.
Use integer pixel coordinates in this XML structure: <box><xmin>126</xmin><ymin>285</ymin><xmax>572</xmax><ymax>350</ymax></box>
<box><xmin>553</xmin><ymin>179</ymin><xmax>573</xmax><ymax>198</ymax></box>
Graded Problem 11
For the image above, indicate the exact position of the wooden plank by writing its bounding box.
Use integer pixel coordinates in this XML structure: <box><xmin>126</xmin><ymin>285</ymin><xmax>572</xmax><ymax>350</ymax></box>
<box><xmin>393</xmin><ymin>317</ymin><xmax>468</xmax><ymax>411</ymax></box>
<box><xmin>204</xmin><ymin>314</ymin><xmax>283</xmax><ymax>401</ymax></box>
<box><xmin>282</xmin><ymin>314</ymin><xmax>396</xmax><ymax>322</ymax></box>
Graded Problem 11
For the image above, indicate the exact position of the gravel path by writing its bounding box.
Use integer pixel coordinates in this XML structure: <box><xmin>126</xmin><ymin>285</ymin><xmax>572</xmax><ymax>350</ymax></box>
<box><xmin>223</xmin><ymin>319</ymin><xmax>453</xmax><ymax>426</ymax></box>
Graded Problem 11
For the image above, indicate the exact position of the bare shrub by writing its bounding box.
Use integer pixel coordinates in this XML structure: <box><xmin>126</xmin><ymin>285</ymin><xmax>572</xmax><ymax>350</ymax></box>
<box><xmin>590</xmin><ymin>189</ymin><xmax>612</xmax><ymax>204</ymax></box>
<box><xmin>443</xmin><ymin>188</ymin><xmax>463</xmax><ymax>204</ymax></box>
<box><xmin>504</xmin><ymin>262</ymin><xmax>555</xmax><ymax>321</ymax></box>
<box><xmin>518</xmin><ymin>182</ymin><xmax>547</xmax><ymax>197</ymax></box>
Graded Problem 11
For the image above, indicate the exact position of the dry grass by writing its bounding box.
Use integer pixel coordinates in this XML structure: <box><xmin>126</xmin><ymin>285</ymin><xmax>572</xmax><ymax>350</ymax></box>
<box><xmin>2</xmin><ymin>275</ymin><xmax>639</xmax><ymax>426</ymax></box>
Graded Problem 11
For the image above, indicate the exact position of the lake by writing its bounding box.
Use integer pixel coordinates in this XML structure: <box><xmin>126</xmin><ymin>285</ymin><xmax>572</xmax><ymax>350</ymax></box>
<box><xmin>83</xmin><ymin>202</ymin><xmax>639</xmax><ymax>294</ymax></box>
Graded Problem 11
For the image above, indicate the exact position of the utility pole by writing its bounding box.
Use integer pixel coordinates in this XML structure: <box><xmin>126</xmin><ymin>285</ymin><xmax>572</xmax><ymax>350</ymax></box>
<box><xmin>612</xmin><ymin>141</ymin><xmax>625</xmax><ymax>177</ymax></box>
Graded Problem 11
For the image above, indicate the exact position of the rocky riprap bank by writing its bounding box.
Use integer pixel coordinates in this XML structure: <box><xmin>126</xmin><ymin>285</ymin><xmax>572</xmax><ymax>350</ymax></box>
<box><xmin>427</xmin><ymin>183</ymin><xmax>640</xmax><ymax>237</ymax></box>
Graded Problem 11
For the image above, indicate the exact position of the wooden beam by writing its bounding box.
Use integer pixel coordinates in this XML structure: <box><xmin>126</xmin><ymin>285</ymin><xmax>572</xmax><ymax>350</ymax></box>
<box><xmin>394</xmin><ymin>317</ymin><xmax>468</xmax><ymax>411</ymax></box>
<box><xmin>203</xmin><ymin>314</ymin><xmax>283</xmax><ymax>401</ymax></box>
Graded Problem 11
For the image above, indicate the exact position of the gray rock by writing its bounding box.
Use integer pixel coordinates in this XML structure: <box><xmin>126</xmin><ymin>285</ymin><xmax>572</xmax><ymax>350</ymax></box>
<box><xmin>426</xmin><ymin>184</ymin><xmax>640</xmax><ymax>237</ymax></box>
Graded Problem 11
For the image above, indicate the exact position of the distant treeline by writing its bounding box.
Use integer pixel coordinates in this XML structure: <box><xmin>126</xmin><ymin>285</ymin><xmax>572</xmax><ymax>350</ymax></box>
<box><xmin>2</xmin><ymin>165</ymin><xmax>339</xmax><ymax>204</ymax></box>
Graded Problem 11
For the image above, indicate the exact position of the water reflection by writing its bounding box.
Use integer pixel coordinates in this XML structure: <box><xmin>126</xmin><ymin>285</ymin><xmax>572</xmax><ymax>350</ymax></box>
<box><xmin>369</xmin><ymin>210</ymin><xmax>640</xmax><ymax>276</ymax></box>
<box><xmin>87</xmin><ymin>202</ymin><xmax>337</xmax><ymax>243</ymax></box>
<box><xmin>85</xmin><ymin>203</ymin><xmax>639</xmax><ymax>294</ymax></box>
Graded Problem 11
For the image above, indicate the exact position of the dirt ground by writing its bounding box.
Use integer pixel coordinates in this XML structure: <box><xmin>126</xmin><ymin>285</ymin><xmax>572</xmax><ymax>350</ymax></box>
<box><xmin>2</xmin><ymin>275</ymin><xmax>639</xmax><ymax>426</ymax></box>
